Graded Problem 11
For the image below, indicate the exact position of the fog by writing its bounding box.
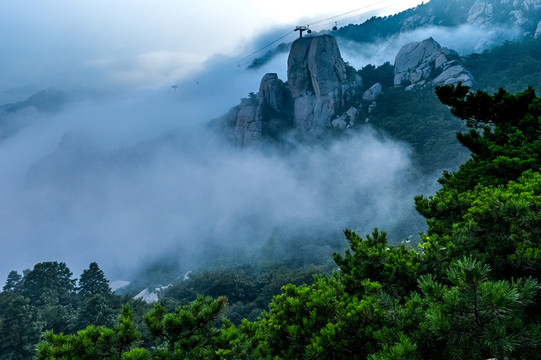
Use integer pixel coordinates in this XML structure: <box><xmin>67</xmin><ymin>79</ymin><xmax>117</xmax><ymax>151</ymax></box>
<box><xmin>0</xmin><ymin>35</ymin><xmax>426</xmax><ymax>281</ymax></box>
<box><xmin>0</xmin><ymin>83</ymin><xmax>424</xmax><ymax>280</ymax></box>
<box><xmin>0</xmin><ymin>0</ymin><xmax>477</xmax><ymax>283</ymax></box>
<box><xmin>338</xmin><ymin>23</ymin><xmax>523</xmax><ymax>70</ymax></box>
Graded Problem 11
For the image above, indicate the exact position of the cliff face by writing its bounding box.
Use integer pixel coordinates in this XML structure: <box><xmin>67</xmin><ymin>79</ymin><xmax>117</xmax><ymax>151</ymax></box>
<box><xmin>218</xmin><ymin>73</ymin><xmax>293</xmax><ymax>147</ymax></box>
<box><xmin>216</xmin><ymin>35</ymin><xmax>363</xmax><ymax>147</ymax></box>
<box><xmin>288</xmin><ymin>35</ymin><xmax>363</xmax><ymax>132</ymax></box>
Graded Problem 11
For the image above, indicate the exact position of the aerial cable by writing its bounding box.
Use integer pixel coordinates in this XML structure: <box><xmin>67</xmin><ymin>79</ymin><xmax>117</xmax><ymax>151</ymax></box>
<box><xmin>236</xmin><ymin>31</ymin><xmax>295</xmax><ymax>65</ymax></box>
<box><xmin>313</xmin><ymin>0</ymin><xmax>408</xmax><ymax>30</ymax></box>
<box><xmin>307</xmin><ymin>0</ymin><xmax>405</xmax><ymax>27</ymax></box>
<box><xmin>235</xmin><ymin>0</ymin><xmax>418</xmax><ymax>66</ymax></box>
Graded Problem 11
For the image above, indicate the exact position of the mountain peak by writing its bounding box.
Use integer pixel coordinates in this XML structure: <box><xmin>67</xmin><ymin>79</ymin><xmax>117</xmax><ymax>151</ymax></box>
<box><xmin>215</xmin><ymin>35</ymin><xmax>364</xmax><ymax>146</ymax></box>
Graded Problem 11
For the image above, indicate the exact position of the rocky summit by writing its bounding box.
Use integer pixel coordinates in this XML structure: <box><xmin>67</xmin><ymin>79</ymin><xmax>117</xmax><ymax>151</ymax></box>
<box><xmin>287</xmin><ymin>35</ymin><xmax>363</xmax><ymax>133</ymax></box>
<box><xmin>393</xmin><ymin>37</ymin><xmax>474</xmax><ymax>90</ymax></box>
<box><xmin>215</xmin><ymin>35</ymin><xmax>363</xmax><ymax>147</ymax></box>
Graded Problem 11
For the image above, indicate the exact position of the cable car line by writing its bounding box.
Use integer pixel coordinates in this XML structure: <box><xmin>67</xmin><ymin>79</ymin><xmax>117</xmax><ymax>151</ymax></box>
<box><xmin>306</xmin><ymin>0</ymin><xmax>405</xmax><ymax>27</ymax></box>
<box><xmin>235</xmin><ymin>0</ymin><xmax>417</xmax><ymax>66</ymax></box>
<box><xmin>236</xmin><ymin>30</ymin><xmax>295</xmax><ymax>65</ymax></box>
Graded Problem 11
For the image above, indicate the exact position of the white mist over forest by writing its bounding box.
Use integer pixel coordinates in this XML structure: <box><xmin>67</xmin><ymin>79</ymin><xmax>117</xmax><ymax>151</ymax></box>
<box><xmin>1</xmin><ymin>0</ymin><xmax>527</xmax><ymax>282</ymax></box>
<box><xmin>0</xmin><ymin>87</ymin><xmax>424</xmax><ymax>279</ymax></box>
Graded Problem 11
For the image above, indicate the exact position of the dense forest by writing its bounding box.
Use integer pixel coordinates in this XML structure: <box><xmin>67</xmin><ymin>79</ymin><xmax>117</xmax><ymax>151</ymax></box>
<box><xmin>2</xmin><ymin>28</ymin><xmax>541</xmax><ymax>360</ymax></box>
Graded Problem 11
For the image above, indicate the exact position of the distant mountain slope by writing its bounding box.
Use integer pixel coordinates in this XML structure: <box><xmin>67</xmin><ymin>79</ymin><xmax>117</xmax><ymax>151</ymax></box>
<box><xmin>465</xmin><ymin>36</ymin><xmax>541</xmax><ymax>92</ymax></box>
<box><xmin>337</xmin><ymin>0</ymin><xmax>541</xmax><ymax>43</ymax></box>
<box><xmin>0</xmin><ymin>87</ymin><xmax>66</xmax><ymax>114</ymax></box>
<box><xmin>0</xmin><ymin>88</ymin><xmax>67</xmax><ymax>138</ymax></box>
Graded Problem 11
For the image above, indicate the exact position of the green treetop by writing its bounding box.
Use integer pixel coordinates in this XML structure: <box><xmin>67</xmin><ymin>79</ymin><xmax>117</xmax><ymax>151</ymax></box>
<box><xmin>79</xmin><ymin>262</ymin><xmax>112</xmax><ymax>297</ymax></box>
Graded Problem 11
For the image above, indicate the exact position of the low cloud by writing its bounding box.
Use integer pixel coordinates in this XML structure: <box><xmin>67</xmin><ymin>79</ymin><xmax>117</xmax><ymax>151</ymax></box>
<box><xmin>338</xmin><ymin>23</ymin><xmax>523</xmax><ymax>69</ymax></box>
<box><xmin>0</xmin><ymin>87</ymin><xmax>426</xmax><ymax>280</ymax></box>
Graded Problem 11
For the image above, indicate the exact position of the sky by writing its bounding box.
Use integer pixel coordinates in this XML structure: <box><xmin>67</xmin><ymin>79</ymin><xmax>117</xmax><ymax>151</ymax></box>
<box><xmin>0</xmin><ymin>0</ymin><xmax>426</xmax><ymax>101</ymax></box>
<box><xmin>0</xmin><ymin>0</ymin><xmax>443</xmax><ymax>283</ymax></box>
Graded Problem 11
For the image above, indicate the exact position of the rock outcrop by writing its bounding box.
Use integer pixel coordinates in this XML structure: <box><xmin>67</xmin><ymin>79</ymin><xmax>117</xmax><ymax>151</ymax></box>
<box><xmin>465</xmin><ymin>0</ymin><xmax>541</xmax><ymax>31</ymax></box>
<box><xmin>287</xmin><ymin>35</ymin><xmax>363</xmax><ymax>132</ymax></box>
<box><xmin>393</xmin><ymin>38</ymin><xmax>474</xmax><ymax>89</ymax></box>
<box><xmin>362</xmin><ymin>83</ymin><xmax>382</xmax><ymax>101</ymax></box>
<box><xmin>219</xmin><ymin>74</ymin><xmax>293</xmax><ymax>147</ymax></box>
<box><xmin>215</xmin><ymin>35</ymin><xmax>480</xmax><ymax>146</ymax></box>
<box><xmin>522</xmin><ymin>0</ymin><xmax>541</xmax><ymax>11</ymax></box>
<box><xmin>215</xmin><ymin>35</ymin><xmax>363</xmax><ymax>146</ymax></box>
<box><xmin>468</xmin><ymin>0</ymin><xmax>494</xmax><ymax>25</ymax></box>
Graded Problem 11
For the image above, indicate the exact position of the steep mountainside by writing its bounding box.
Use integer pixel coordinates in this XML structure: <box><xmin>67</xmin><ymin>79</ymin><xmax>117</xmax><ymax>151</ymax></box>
<box><xmin>337</xmin><ymin>0</ymin><xmax>541</xmax><ymax>42</ymax></box>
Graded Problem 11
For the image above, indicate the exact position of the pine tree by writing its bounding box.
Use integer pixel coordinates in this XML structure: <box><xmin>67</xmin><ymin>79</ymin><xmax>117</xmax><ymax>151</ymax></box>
<box><xmin>78</xmin><ymin>262</ymin><xmax>111</xmax><ymax>297</ymax></box>
<box><xmin>0</xmin><ymin>294</ymin><xmax>42</xmax><ymax>360</ymax></box>
<box><xmin>3</xmin><ymin>270</ymin><xmax>22</xmax><ymax>292</ymax></box>
<box><xmin>21</xmin><ymin>262</ymin><xmax>76</xmax><ymax>305</ymax></box>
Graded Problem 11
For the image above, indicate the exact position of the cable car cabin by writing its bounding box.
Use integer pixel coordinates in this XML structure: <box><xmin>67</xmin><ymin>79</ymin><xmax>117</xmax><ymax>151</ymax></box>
<box><xmin>332</xmin><ymin>22</ymin><xmax>338</xmax><ymax>31</ymax></box>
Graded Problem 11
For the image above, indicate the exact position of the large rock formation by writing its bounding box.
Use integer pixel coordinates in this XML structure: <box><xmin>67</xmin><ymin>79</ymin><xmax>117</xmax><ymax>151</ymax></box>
<box><xmin>466</xmin><ymin>0</ymin><xmax>541</xmax><ymax>28</ymax></box>
<box><xmin>468</xmin><ymin>0</ymin><xmax>494</xmax><ymax>25</ymax></box>
<box><xmin>215</xmin><ymin>34</ymin><xmax>479</xmax><ymax>146</ymax></box>
<box><xmin>215</xmin><ymin>35</ymin><xmax>363</xmax><ymax>146</ymax></box>
<box><xmin>393</xmin><ymin>38</ymin><xmax>474</xmax><ymax>89</ymax></box>
<box><xmin>287</xmin><ymin>35</ymin><xmax>362</xmax><ymax>132</ymax></box>
<box><xmin>218</xmin><ymin>73</ymin><xmax>293</xmax><ymax>147</ymax></box>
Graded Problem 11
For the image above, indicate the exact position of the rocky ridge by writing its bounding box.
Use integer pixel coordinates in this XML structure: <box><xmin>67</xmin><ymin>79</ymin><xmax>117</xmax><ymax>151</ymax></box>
<box><xmin>393</xmin><ymin>37</ymin><xmax>474</xmax><ymax>90</ymax></box>
<box><xmin>398</xmin><ymin>0</ymin><xmax>541</xmax><ymax>34</ymax></box>
<box><xmin>215</xmin><ymin>35</ymin><xmax>474</xmax><ymax>147</ymax></box>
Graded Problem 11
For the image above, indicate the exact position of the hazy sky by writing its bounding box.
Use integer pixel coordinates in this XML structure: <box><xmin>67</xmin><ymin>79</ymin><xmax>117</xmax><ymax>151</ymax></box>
<box><xmin>0</xmin><ymin>0</ymin><xmax>425</xmax><ymax>99</ymax></box>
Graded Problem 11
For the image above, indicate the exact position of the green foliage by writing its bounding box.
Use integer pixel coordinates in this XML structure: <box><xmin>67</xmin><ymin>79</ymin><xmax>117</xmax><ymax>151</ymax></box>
<box><xmin>359</xmin><ymin>62</ymin><xmax>394</xmax><ymax>89</ymax></box>
<box><xmin>345</xmin><ymin>62</ymin><xmax>359</xmax><ymax>82</ymax></box>
<box><xmin>0</xmin><ymin>260</ymin><xmax>124</xmax><ymax>358</ymax></box>
<box><xmin>122</xmin><ymin>348</ymin><xmax>153</xmax><ymax>360</ymax></box>
<box><xmin>417</xmin><ymin>258</ymin><xmax>541</xmax><ymax>359</ymax></box>
<box><xmin>21</xmin><ymin>261</ymin><xmax>76</xmax><ymax>306</ymax></box>
<box><xmin>465</xmin><ymin>37</ymin><xmax>541</xmax><ymax>93</ymax></box>
<box><xmin>76</xmin><ymin>294</ymin><xmax>120</xmax><ymax>331</ymax></box>
<box><xmin>416</xmin><ymin>84</ymin><xmax>541</xmax><ymax>279</ymax></box>
<box><xmin>36</xmin><ymin>305</ymin><xmax>141</xmax><ymax>360</ymax></box>
<box><xmin>37</xmin><ymin>289</ymin><xmax>77</xmax><ymax>334</ymax></box>
<box><xmin>0</xmin><ymin>293</ymin><xmax>42</xmax><ymax>360</ymax></box>
<box><xmin>143</xmin><ymin>295</ymin><xmax>229</xmax><ymax>359</ymax></box>
<box><xmin>3</xmin><ymin>270</ymin><xmax>22</xmax><ymax>292</ymax></box>
<box><xmin>334</xmin><ymin>229</ymin><xmax>421</xmax><ymax>298</ymax></box>
<box><xmin>417</xmin><ymin>170</ymin><xmax>541</xmax><ymax>280</ymax></box>
<box><xmin>161</xmin><ymin>262</ymin><xmax>331</xmax><ymax>325</ymax></box>
<box><xmin>432</xmin><ymin>84</ymin><xmax>541</xmax><ymax>191</ymax></box>
<box><xmin>367</xmin><ymin>334</ymin><xmax>418</xmax><ymax>360</ymax></box>
<box><xmin>244</xmin><ymin>276</ymin><xmax>386</xmax><ymax>359</ymax></box>
<box><xmin>79</xmin><ymin>262</ymin><xmax>112</xmax><ymax>298</ymax></box>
